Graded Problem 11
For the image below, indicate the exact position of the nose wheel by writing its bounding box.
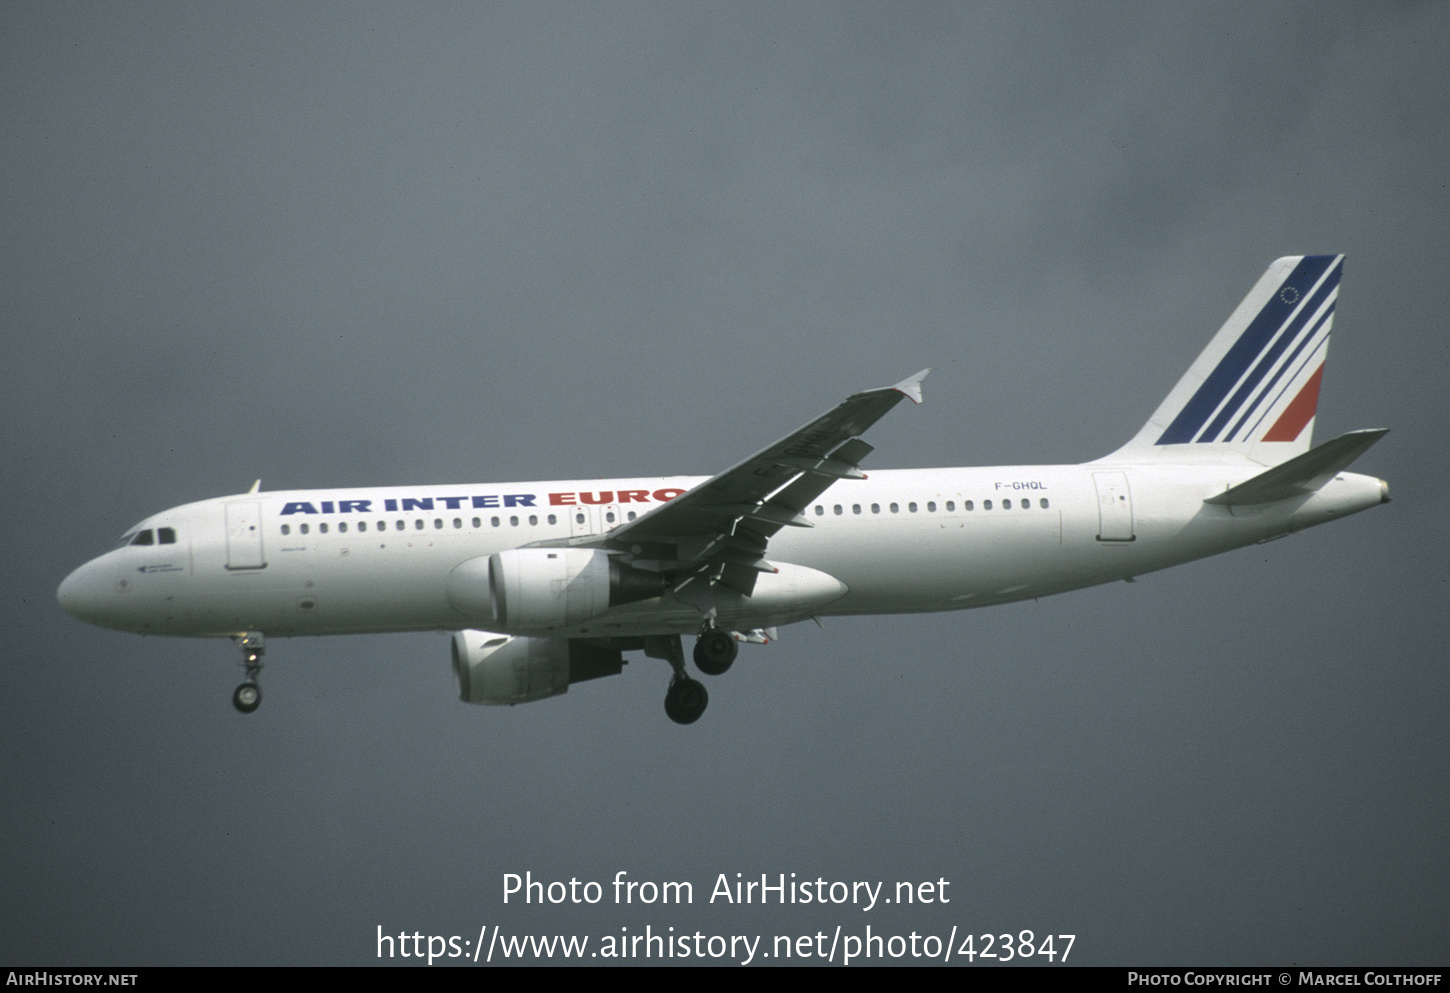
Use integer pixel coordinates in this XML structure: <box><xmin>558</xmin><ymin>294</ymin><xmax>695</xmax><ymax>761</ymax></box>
<box><xmin>232</xmin><ymin>631</ymin><xmax>265</xmax><ymax>714</ymax></box>
<box><xmin>233</xmin><ymin>681</ymin><xmax>261</xmax><ymax>713</ymax></box>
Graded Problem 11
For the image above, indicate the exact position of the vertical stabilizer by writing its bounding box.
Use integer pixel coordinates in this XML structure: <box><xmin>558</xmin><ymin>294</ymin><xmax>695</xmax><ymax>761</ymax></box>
<box><xmin>1099</xmin><ymin>255</ymin><xmax>1343</xmax><ymax>466</ymax></box>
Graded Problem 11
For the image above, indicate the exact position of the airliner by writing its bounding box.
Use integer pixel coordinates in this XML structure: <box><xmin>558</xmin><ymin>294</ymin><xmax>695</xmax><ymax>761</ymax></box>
<box><xmin>57</xmin><ymin>256</ymin><xmax>1389</xmax><ymax>724</ymax></box>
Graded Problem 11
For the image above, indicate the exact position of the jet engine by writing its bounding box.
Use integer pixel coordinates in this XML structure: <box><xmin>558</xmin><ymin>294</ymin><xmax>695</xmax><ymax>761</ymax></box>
<box><xmin>447</xmin><ymin>548</ymin><xmax>667</xmax><ymax>632</ymax></box>
<box><xmin>451</xmin><ymin>629</ymin><xmax>625</xmax><ymax>705</ymax></box>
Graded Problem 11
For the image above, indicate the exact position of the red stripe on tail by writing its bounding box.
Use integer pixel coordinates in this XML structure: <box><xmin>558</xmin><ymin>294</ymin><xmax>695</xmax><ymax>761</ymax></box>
<box><xmin>1263</xmin><ymin>364</ymin><xmax>1324</xmax><ymax>442</ymax></box>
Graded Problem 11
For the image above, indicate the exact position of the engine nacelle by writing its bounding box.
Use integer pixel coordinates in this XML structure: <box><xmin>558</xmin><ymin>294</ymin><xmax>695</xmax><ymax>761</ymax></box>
<box><xmin>450</xmin><ymin>629</ymin><xmax>624</xmax><ymax>705</ymax></box>
<box><xmin>447</xmin><ymin>548</ymin><xmax>666</xmax><ymax>632</ymax></box>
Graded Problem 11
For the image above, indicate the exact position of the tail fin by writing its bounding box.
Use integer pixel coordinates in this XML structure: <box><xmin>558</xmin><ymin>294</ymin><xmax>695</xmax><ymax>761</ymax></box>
<box><xmin>1100</xmin><ymin>255</ymin><xmax>1344</xmax><ymax>467</ymax></box>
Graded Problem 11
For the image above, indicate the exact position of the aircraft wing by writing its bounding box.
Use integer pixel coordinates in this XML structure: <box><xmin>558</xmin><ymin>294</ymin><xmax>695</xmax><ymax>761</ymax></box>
<box><xmin>572</xmin><ymin>369</ymin><xmax>928</xmax><ymax>606</ymax></box>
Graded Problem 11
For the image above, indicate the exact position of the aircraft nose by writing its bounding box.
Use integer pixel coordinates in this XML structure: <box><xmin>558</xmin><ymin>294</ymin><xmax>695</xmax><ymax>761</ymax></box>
<box><xmin>57</xmin><ymin>558</ymin><xmax>116</xmax><ymax>626</ymax></box>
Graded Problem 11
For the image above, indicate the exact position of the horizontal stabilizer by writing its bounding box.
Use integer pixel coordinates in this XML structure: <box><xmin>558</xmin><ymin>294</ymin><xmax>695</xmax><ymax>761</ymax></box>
<box><xmin>1204</xmin><ymin>429</ymin><xmax>1388</xmax><ymax>506</ymax></box>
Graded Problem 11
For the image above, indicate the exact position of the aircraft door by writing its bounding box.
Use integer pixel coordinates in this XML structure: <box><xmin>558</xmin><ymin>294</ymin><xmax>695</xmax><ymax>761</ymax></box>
<box><xmin>568</xmin><ymin>502</ymin><xmax>624</xmax><ymax>538</ymax></box>
<box><xmin>597</xmin><ymin>503</ymin><xmax>624</xmax><ymax>535</ymax></box>
<box><xmin>1092</xmin><ymin>472</ymin><xmax>1135</xmax><ymax>542</ymax></box>
<box><xmin>224</xmin><ymin>501</ymin><xmax>268</xmax><ymax>569</ymax></box>
<box><xmin>567</xmin><ymin>505</ymin><xmax>592</xmax><ymax>538</ymax></box>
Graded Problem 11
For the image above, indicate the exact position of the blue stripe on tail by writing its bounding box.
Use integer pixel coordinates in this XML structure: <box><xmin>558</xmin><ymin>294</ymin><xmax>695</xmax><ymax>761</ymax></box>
<box><xmin>1156</xmin><ymin>255</ymin><xmax>1339</xmax><ymax>445</ymax></box>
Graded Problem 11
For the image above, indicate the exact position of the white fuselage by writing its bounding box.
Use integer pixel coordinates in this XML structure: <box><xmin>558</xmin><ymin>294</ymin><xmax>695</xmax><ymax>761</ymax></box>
<box><xmin>56</xmin><ymin>463</ymin><xmax>1387</xmax><ymax>642</ymax></box>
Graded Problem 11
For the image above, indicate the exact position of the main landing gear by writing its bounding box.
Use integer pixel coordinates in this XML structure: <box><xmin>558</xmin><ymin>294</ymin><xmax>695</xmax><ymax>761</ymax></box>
<box><xmin>645</xmin><ymin>626</ymin><xmax>742</xmax><ymax>724</ymax></box>
<box><xmin>664</xmin><ymin>676</ymin><xmax>709</xmax><ymax>725</ymax></box>
<box><xmin>232</xmin><ymin>631</ymin><xmax>264</xmax><ymax>714</ymax></box>
<box><xmin>645</xmin><ymin>633</ymin><xmax>709</xmax><ymax>725</ymax></box>
<box><xmin>693</xmin><ymin>628</ymin><xmax>738</xmax><ymax>676</ymax></box>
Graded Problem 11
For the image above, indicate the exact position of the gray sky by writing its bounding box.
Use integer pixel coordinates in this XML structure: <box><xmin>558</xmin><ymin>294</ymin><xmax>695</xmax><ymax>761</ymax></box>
<box><xmin>3</xmin><ymin>2</ymin><xmax>1446</xmax><ymax>966</ymax></box>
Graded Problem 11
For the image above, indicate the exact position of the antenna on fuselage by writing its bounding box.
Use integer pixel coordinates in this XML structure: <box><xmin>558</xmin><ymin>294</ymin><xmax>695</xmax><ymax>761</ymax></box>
<box><xmin>248</xmin><ymin>480</ymin><xmax>261</xmax><ymax>494</ymax></box>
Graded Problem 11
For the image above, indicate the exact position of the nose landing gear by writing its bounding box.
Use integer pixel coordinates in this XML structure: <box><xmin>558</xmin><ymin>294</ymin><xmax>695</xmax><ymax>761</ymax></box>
<box><xmin>233</xmin><ymin>681</ymin><xmax>261</xmax><ymax>713</ymax></box>
<box><xmin>232</xmin><ymin>631</ymin><xmax>264</xmax><ymax>714</ymax></box>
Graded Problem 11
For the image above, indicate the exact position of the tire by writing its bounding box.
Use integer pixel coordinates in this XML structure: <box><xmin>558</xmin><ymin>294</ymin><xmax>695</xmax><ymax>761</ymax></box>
<box><xmin>693</xmin><ymin>630</ymin><xmax>738</xmax><ymax>676</ymax></box>
<box><xmin>664</xmin><ymin>677</ymin><xmax>708</xmax><ymax>724</ymax></box>
<box><xmin>233</xmin><ymin>682</ymin><xmax>261</xmax><ymax>714</ymax></box>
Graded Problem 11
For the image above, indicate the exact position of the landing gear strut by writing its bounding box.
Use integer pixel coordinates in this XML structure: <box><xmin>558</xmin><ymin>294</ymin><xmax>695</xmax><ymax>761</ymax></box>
<box><xmin>232</xmin><ymin>631</ymin><xmax>264</xmax><ymax>714</ymax></box>
<box><xmin>693</xmin><ymin>628</ymin><xmax>738</xmax><ymax>676</ymax></box>
<box><xmin>645</xmin><ymin>634</ymin><xmax>709</xmax><ymax>725</ymax></box>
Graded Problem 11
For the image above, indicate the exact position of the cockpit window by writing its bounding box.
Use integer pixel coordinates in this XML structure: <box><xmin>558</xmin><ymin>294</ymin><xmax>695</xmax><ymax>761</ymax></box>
<box><xmin>117</xmin><ymin>531</ymin><xmax>139</xmax><ymax>548</ymax></box>
<box><xmin>158</xmin><ymin>527</ymin><xmax>176</xmax><ymax>544</ymax></box>
<box><xmin>130</xmin><ymin>530</ymin><xmax>154</xmax><ymax>546</ymax></box>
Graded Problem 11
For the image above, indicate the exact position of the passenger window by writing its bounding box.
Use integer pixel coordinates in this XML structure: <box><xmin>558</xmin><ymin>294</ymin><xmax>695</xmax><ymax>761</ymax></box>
<box><xmin>964</xmin><ymin>500</ymin><xmax>974</xmax><ymax>511</ymax></box>
<box><xmin>889</xmin><ymin>502</ymin><xmax>899</xmax><ymax>513</ymax></box>
<box><xmin>338</xmin><ymin>522</ymin><xmax>348</xmax><ymax>533</ymax></box>
<box><xmin>300</xmin><ymin>523</ymin><xmax>310</xmax><ymax>535</ymax></box>
<box><xmin>358</xmin><ymin>521</ymin><xmax>367</xmax><ymax>532</ymax></box>
<box><xmin>434</xmin><ymin>518</ymin><xmax>443</xmax><ymax>529</ymax></box>
<box><xmin>395</xmin><ymin>521</ymin><xmax>405</xmax><ymax>531</ymax></box>
<box><xmin>908</xmin><ymin>502</ymin><xmax>917</xmax><ymax>513</ymax></box>
<box><xmin>530</xmin><ymin>515</ymin><xmax>539</xmax><ymax>526</ymax></box>
<box><xmin>510</xmin><ymin>516</ymin><xmax>519</xmax><ymax>526</ymax></box>
<box><xmin>575</xmin><ymin>513</ymin><xmax>585</xmax><ymax>525</ymax></box>
<box><xmin>453</xmin><ymin>518</ymin><xmax>462</xmax><ymax>529</ymax></box>
<box><xmin>158</xmin><ymin>527</ymin><xmax>176</xmax><ymax>544</ymax></box>
<box><xmin>1002</xmin><ymin>499</ymin><xmax>1011</xmax><ymax>511</ymax></box>
<box><xmin>852</xmin><ymin>504</ymin><xmax>862</xmax><ymax>515</ymax></box>
<box><xmin>927</xmin><ymin>502</ymin><xmax>936</xmax><ymax>512</ymax></box>
<box><xmin>491</xmin><ymin>517</ymin><xmax>500</xmax><ymax>527</ymax></box>
<box><xmin>472</xmin><ymin>517</ymin><xmax>481</xmax><ymax>528</ymax></box>
<box><xmin>984</xmin><ymin>500</ymin><xmax>992</xmax><ymax>510</ymax></box>
<box><xmin>624</xmin><ymin>512</ymin><xmax>633</xmax><ymax>522</ymax></box>
<box><xmin>281</xmin><ymin>524</ymin><xmax>291</xmax><ymax>536</ymax></box>
<box><xmin>131</xmin><ymin>530</ymin><xmax>154</xmax><ymax>546</ymax></box>
<box><xmin>946</xmin><ymin>501</ymin><xmax>955</xmax><ymax>511</ymax></box>
<box><xmin>414</xmin><ymin>519</ymin><xmax>424</xmax><ymax>530</ymax></box>
<box><xmin>320</xmin><ymin>522</ymin><xmax>329</xmax><ymax>533</ymax></box>
<box><xmin>604</xmin><ymin>512</ymin><xmax>613</xmax><ymax>523</ymax></box>
<box><xmin>815</xmin><ymin>506</ymin><xmax>824</xmax><ymax>516</ymax></box>
<box><xmin>1021</xmin><ymin>499</ymin><xmax>1030</xmax><ymax>509</ymax></box>
<box><xmin>834</xmin><ymin>505</ymin><xmax>843</xmax><ymax>516</ymax></box>
<box><xmin>870</xmin><ymin>504</ymin><xmax>879</xmax><ymax>514</ymax></box>
<box><xmin>1040</xmin><ymin>498</ymin><xmax>1050</xmax><ymax>509</ymax></box>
